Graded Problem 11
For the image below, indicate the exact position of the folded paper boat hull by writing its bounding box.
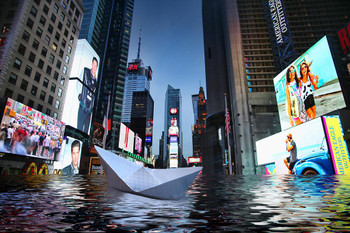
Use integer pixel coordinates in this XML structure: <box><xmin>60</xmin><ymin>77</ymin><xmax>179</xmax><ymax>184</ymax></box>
<box><xmin>95</xmin><ymin>146</ymin><xmax>202</xmax><ymax>200</ymax></box>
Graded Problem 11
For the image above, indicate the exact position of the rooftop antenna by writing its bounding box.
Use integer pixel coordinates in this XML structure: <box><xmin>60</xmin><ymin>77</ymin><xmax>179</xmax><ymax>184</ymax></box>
<box><xmin>137</xmin><ymin>29</ymin><xmax>142</xmax><ymax>60</ymax></box>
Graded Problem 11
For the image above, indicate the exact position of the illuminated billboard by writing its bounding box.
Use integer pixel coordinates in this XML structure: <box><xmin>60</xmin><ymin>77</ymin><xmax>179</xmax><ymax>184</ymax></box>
<box><xmin>274</xmin><ymin>36</ymin><xmax>346</xmax><ymax>131</ymax></box>
<box><xmin>118</xmin><ymin>123</ymin><xmax>134</xmax><ymax>153</ymax></box>
<box><xmin>169</xmin><ymin>142</ymin><xmax>178</xmax><ymax>155</ymax></box>
<box><xmin>62</xmin><ymin>39</ymin><xmax>100</xmax><ymax>134</ymax></box>
<box><xmin>145</xmin><ymin>136</ymin><xmax>152</xmax><ymax>143</ymax></box>
<box><xmin>90</xmin><ymin>121</ymin><xmax>104</xmax><ymax>154</ymax></box>
<box><xmin>53</xmin><ymin>136</ymin><xmax>82</xmax><ymax>175</ymax></box>
<box><xmin>188</xmin><ymin>157</ymin><xmax>202</xmax><ymax>164</ymax></box>
<box><xmin>170</xmin><ymin>136</ymin><xmax>178</xmax><ymax>143</ymax></box>
<box><xmin>169</xmin><ymin>126</ymin><xmax>179</xmax><ymax>136</ymax></box>
<box><xmin>0</xmin><ymin>98</ymin><xmax>65</xmax><ymax>159</ymax></box>
<box><xmin>135</xmin><ymin>134</ymin><xmax>142</xmax><ymax>154</ymax></box>
<box><xmin>256</xmin><ymin>116</ymin><xmax>350</xmax><ymax>175</ymax></box>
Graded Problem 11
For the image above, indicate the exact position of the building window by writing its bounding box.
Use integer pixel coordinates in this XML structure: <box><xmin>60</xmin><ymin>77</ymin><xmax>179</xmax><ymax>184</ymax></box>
<box><xmin>31</xmin><ymin>6</ymin><xmax>38</xmax><ymax>17</ymax></box>
<box><xmin>37</xmin><ymin>104</ymin><xmax>43</xmax><ymax>112</ymax></box>
<box><xmin>36</xmin><ymin>27</ymin><xmax>43</xmax><ymax>37</ymax></box>
<box><xmin>69</xmin><ymin>36</ymin><xmax>74</xmax><ymax>44</ymax></box>
<box><xmin>48</xmin><ymin>95</ymin><xmax>53</xmax><ymax>105</ymax></box>
<box><xmin>67</xmin><ymin>45</ymin><xmax>72</xmax><ymax>54</ymax></box>
<box><xmin>53</xmin><ymin>112</ymin><xmax>58</xmax><ymax>119</ymax></box>
<box><xmin>49</xmin><ymin>53</ymin><xmax>55</xmax><ymax>64</ymax></box>
<box><xmin>57</xmin><ymin>88</ymin><xmax>62</xmax><ymax>97</ymax></box>
<box><xmin>28</xmin><ymin>52</ymin><xmax>36</xmax><ymax>63</ymax></box>
<box><xmin>59</xmin><ymin>49</ymin><xmax>64</xmax><ymax>58</ymax></box>
<box><xmin>43</xmin><ymin>78</ymin><xmax>49</xmax><ymax>88</ymax></box>
<box><xmin>18</xmin><ymin>44</ymin><xmax>26</xmax><ymax>55</ymax></box>
<box><xmin>22</xmin><ymin>30</ymin><xmax>30</xmax><ymax>42</ymax></box>
<box><xmin>39</xmin><ymin>15</ymin><xmax>46</xmax><ymax>27</ymax></box>
<box><xmin>46</xmin><ymin>0</ymin><xmax>52</xmax><ymax>4</ymax></box>
<box><xmin>8</xmin><ymin>73</ymin><xmax>17</xmax><ymax>85</ymax></box>
<box><xmin>53</xmin><ymin>3</ymin><xmax>59</xmax><ymax>13</ymax></box>
<box><xmin>20</xmin><ymin>80</ymin><xmax>28</xmax><ymax>91</ymax></box>
<box><xmin>55</xmin><ymin>100</ymin><xmax>60</xmax><ymax>109</ymax></box>
<box><xmin>48</xmin><ymin>24</ymin><xmax>53</xmax><ymax>34</ymax></box>
<box><xmin>26</xmin><ymin>18</ymin><xmax>34</xmax><ymax>29</ymax></box>
<box><xmin>4</xmin><ymin>88</ymin><xmax>13</xmax><ymax>98</ymax></box>
<box><xmin>55</xmin><ymin>32</ymin><xmax>60</xmax><ymax>41</ymax></box>
<box><xmin>32</xmin><ymin>40</ymin><xmax>39</xmax><ymax>50</ymax></box>
<box><xmin>44</xmin><ymin>35</ymin><xmax>50</xmax><ymax>45</ymax></box>
<box><xmin>53</xmin><ymin>71</ymin><xmax>59</xmax><ymax>80</ymax></box>
<box><xmin>62</xmin><ymin>65</ymin><xmax>67</xmax><ymax>74</ymax></box>
<box><xmin>46</xmin><ymin>108</ymin><xmax>51</xmax><ymax>116</ymax></box>
<box><xmin>27</xmin><ymin>99</ymin><xmax>34</xmax><ymax>108</ymax></box>
<box><xmin>34</xmin><ymin>72</ymin><xmax>41</xmax><ymax>82</ymax></box>
<box><xmin>52</xmin><ymin>43</ymin><xmax>57</xmax><ymax>51</ymax></box>
<box><xmin>65</xmin><ymin>55</ymin><xmax>70</xmax><ymax>64</ymax></box>
<box><xmin>13</xmin><ymin>58</ymin><xmax>22</xmax><ymax>70</ymax></box>
<box><xmin>43</xmin><ymin>5</ymin><xmax>49</xmax><ymax>15</ymax></box>
<box><xmin>34</xmin><ymin>0</ymin><xmax>41</xmax><ymax>6</ymax></box>
<box><xmin>25</xmin><ymin>65</ymin><xmax>32</xmax><ymax>77</ymax></box>
<box><xmin>60</xmin><ymin>76</ymin><xmax>65</xmax><ymax>85</ymax></box>
<box><xmin>50</xmin><ymin>83</ymin><xmax>56</xmax><ymax>93</ymax></box>
<box><xmin>56</xmin><ymin>60</ymin><xmax>61</xmax><ymax>69</ymax></box>
<box><xmin>40</xmin><ymin>90</ymin><xmax>46</xmax><ymax>100</ymax></box>
<box><xmin>58</xmin><ymin>22</ymin><xmax>63</xmax><ymax>31</ymax></box>
<box><xmin>72</xmin><ymin>26</ymin><xmax>76</xmax><ymax>34</ymax></box>
<box><xmin>51</xmin><ymin>14</ymin><xmax>56</xmax><ymax>23</ymax></box>
<box><xmin>60</xmin><ymin>12</ymin><xmax>65</xmax><ymax>21</ymax></box>
<box><xmin>41</xmin><ymin>47</ymin><xmax>47</xmax><ymax>57</ymax></box>
<box><xmin>64</xmin><ymin>29</ymin><xmax>68</xmax><ymax>37</ymax></box>
<box><xmin>46</xmin><ymin>65</ymin><xmax>52</xmax><ymax>75</ymax></box>
<box><xmin>66</xmin><ymin>19</ymin><xmax>71</xmax><ymax>28</ymax></box>
<box><xmin>31</xmin><ymin>85</ymin><xmax>38</xmax><ymax>96</ymax></box>
<box><xmin>61</xmin><ymin>38</ymin><xmax>66</xmax><ymax>48</ymax></box>
<box><xmin>17</xmin><ymin>94</ymin><xmax>24</xmax><ymax>103</ymax></box>
<box><xmin>38</xmin><ymin>59</ymin><xmax>44</xmax><ymax>69</ymax></box>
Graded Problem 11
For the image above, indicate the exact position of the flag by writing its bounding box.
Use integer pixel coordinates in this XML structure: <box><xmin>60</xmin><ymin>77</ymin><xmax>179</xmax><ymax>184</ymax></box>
<box><xmin>225</xmin><ymin>107</ymin><xmax>231</xmax><ymax>134</ymax></box>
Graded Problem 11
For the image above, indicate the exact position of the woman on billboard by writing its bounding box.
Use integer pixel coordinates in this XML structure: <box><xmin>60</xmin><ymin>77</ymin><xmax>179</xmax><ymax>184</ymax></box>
<box><xmin>299</xmin><ymin>61</ymin><xmax>319</xmax><ymax>120</ymax></box>
<box><xmin>285</xmin><ymin>65</ymin><xmax>303</xmax><ymax>126</ymax></box>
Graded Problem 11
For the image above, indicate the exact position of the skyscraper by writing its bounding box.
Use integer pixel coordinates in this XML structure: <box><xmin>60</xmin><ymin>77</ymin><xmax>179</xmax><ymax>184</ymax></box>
<box><xmin>0</xmin><ymin>0</ymin><xmax>84</xmax><ymax>120</ymax></box>
<box><xmin>163</xmin><ymin>85</ymin><xmax>183</xmax><ymax>168</ymax></box>
<box><xmin>202</xmin><ymin>0</ymin><xmax>350</xmax><ymax>174</ymax></box>
<box><xmin>78</xmin><ymin>0</ymin><xmax>135</xmax><ymax>151</ymax></box>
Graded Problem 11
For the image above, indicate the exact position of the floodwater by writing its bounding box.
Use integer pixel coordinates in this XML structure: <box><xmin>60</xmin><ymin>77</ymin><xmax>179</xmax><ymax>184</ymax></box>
<box><xmin>1</xmin><ymin>174</ymin><xmax>350</xmax><ymax>232</ymax></box>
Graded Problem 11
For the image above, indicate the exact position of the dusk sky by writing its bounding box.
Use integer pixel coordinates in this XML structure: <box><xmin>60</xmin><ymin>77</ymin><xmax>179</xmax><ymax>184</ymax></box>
<box><xmin>128</xmin><ymin>0</ymin><xmax>206</xmax><ymax>158</ymax></box>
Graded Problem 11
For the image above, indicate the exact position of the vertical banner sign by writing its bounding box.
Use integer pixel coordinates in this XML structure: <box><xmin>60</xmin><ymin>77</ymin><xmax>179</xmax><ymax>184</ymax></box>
<box><xmin>323</xmin><ymin>116</ymin><xmax>350</xmax><ymax>175</ymax></box>
<box><xmin>262</xmin><ymin>0</ymin><xmax>295</xmax><ymax>71</ymax></box>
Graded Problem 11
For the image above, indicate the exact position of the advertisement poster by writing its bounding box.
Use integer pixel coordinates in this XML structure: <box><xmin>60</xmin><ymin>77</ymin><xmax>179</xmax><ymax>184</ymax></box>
<box><xmin>89</xmin><ymin>157</ymin><xmax>104</xmax><ymax>174</ymax></box>
<box><xmin>90</xmin><ymin>122</ymin><xmax>104</xmax><ymax>154</ymax></box>
<box><xmin>118</xmin><ymin>123</ymin><xmax>135</xmax><ymax>153</ymax></box>
<box><xmin>62</xmin><ymin>39</ymin><xmax>100</xmax><ymax>134</ymax></box>
<box><xmin>0</xmin><ymin>98</ymin><xmax>65</xmax><ymax>160</ymax></box>
<box><xmin>169</xmin><ymin>142</ymin><xmax>178</xmax><ymax>155</ymax></box>
<box><xmin>168</xmin><ymin>126</ymin><xmax>179</xmax><ymax>136</ymax></box>
<box><xmin>53</xmin><ymin>136</ymin><xmax>82</xmax><ymax>175</ymax></box>
<box><xmin>274</xmin><ymin>36</ymin><xmax>346</xmax><ymax>131</ymax></box>
<box><xmin>135</xmin><ymin>135</ymin><xmax>142</xmax><ymax>154</ymax></box>
<box><xmin>323</xmin><ymin>116</ymin><xmax>350</xmax><ymax>175</ymax></box>
<box><xmin>256</xmin><ymin>118</ymin><xmax>333</xmax><ymax>175</ymax></box>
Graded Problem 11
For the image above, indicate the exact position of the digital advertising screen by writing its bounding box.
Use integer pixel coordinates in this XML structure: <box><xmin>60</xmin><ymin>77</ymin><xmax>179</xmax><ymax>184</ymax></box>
<box><xmin>274</xmin><ymin>36</ymin><xmax>346</xmax><ymax>131</ymax></box>
<box><xmin>135</xmin><ymin>134</ymin><xmax>142</xmax><ymax>154</ymax></box>
<box><xmin>169</xmin><ymin>142</ymin><xmax>178</xmax><ymax>155</ymax></box>
<box><xmin>62</xmin><ymin>39</ymin><xmax>100</xmax><ymax>134</ymax></box>
<box><xmin>0</xmin><ymin>98</ymin><xmax>65</xmax><ymax>160</ymax></box>
<box><xmin>90</xmin><ymin>121</ymin><xmax>104</xmax><ymax>154</ymax></box>
<box><xmin>118</xmin><ymin>123</ymin><xmax>134</xmax><ymax>153</ymax></box>
<box><xmin>53</xmin><ymin>136</ymin><xmax>82</xmax><ymax>175</ymax></box>
<box><xmin>168</xmin><ymin>126</ymin><xmax>179</xmax><ymax>136</ymax></box>
<box><xmin>170</xmin><ymin>136</ymin><xmax>178</xmax><ymax>143</ymax></box>
<box><xmin>256</xmin><ymin>117</ymin><xmax>333</xmax><ymax>175</ymax></box>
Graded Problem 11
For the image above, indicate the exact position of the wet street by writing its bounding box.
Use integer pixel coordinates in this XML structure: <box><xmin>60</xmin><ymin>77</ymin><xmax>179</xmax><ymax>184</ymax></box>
<box><xmin>1</xmin><ymin>174</ymin><xmax>350</xmax><ymax>232</ymax></box>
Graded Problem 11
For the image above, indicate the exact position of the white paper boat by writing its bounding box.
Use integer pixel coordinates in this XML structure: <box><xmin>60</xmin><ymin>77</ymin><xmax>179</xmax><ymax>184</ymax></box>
<box><xmin>95</xmin><ymin>146</ymin><xmax>202</xmax><ymax>200</ymax></box>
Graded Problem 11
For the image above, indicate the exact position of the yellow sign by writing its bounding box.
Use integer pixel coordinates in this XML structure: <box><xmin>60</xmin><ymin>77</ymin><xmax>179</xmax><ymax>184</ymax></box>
<box><xmin>324</xmin><ymin>117</ymin><xmax>350</xmax><ymax>175</ymax></box>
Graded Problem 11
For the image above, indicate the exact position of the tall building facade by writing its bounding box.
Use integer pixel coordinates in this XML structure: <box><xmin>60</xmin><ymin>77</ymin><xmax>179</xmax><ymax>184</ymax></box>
<box><xmin>0</xmin><ymin>0</ymin><xmax>84</xmax><ymax>120</ymax></box>
<box><xmin>202</xmin><ymin>0</ymin><xmax>350</xmax><ymax>174</ymax></box>
<box><xmin>130</xmin><ymin>90</ymin><xmax>154</xmax><ymax>158</ymax></box>
<box><xmin>192</xmin><ymin>87</ymin><xmax>208</xmax><ymax>162</ymax></box>
<box><xmin>78</xmin><ymin>0</ymin><xmax>134</xmax><ymax>151</ymax></box>
<box><xmin>162</xmin><ymin>85</ymin><xmax>184</xmax><ymax>168</ymax></box>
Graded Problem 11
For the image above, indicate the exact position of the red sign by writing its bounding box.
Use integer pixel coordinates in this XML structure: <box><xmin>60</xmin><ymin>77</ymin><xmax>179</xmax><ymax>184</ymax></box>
<box><xmin>170</xmin><ymin>108</ymin><xmax>178</xmax><ymax>114</ymax></box>
<box><xmin>188</xmin><ymin>157</ymin><xmax>202</xmax><ymax>164</ymax></box>
<box><xmin>128</xmin><ymin>63</ymin><xmax>139</xmax><ymax>72</ymax></box>
<box><xmin>338</xmin><ymin>21</ymin><xmax>350</xmax><ymax>55</ymax></box>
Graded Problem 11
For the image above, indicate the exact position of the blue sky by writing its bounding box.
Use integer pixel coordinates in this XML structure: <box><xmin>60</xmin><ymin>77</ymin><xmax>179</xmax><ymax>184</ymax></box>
<box><xmin>127</xmin><ymin>0</ymin><xmax>206</xmax><ymax>158</ymax></box>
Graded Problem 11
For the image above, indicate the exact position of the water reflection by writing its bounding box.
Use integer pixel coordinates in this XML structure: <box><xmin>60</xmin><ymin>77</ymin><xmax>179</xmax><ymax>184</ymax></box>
<box><xmin>1</xmin><ymin>174</ymin><xmax>350</xmax><ymax>232</ymax></box>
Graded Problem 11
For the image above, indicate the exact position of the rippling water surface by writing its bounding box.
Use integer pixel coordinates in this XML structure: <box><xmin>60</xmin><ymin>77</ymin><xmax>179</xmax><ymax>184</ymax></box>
<box><xmin>1</xmin><ymin>174</ymin><xmax>350</xmax><ymax>232</ymax></box>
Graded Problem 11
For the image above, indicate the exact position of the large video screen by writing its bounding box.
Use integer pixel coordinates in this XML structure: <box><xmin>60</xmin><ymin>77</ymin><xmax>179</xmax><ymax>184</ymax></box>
<box><xmin>62</xmin><ymin>39</ymin><xmax>100</xmax><ymax>134</ymax></box>
<box><xmin>118</xmin><ymin>123</ymin><xmax>134</xmax><ymax>153</ymax></box>
<box><xmin>274</xmin><ymin>36</ymin><xmax>346</xmax><ymax>131</ymax></box>
<box><xmin>256</xmin><ymin>117</ymin><xmax>332</xmax><ymax>175</ymax></box>
<box><xmin>0</xmin><ymin>98</ymin><xmax>65</xmax><ymax>159</ymax></box>
<box><xmin>53</xmin><ymin>136</ymin><xmax>82</xmax><ymax>175</ymax></box>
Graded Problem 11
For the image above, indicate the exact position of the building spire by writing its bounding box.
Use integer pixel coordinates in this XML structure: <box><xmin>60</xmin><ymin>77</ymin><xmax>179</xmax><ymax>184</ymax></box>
<box><xmin>137</xmin><ymin>29</ymin><xmax>142</xmax><ymax>60</ymax></box>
